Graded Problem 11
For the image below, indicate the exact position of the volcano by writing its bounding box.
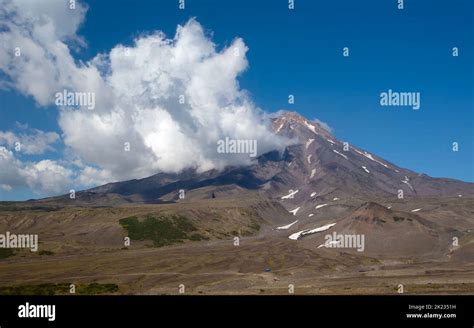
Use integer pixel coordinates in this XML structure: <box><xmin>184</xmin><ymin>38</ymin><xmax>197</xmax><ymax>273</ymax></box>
<box><xmin>2</xmin><ymin>111</ymin><xmax>473</xmax><ymax>295</ymax></box>
<box><xmin>51</xmin><ymin>111</ymin><xmax>473</xmax><ymax>206</ymax></box>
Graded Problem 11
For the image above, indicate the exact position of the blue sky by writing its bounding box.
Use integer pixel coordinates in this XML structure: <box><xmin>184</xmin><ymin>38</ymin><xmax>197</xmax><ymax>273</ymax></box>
<box><xmin>0</xmin><ymin>0</ymin><xmax>472</xmax><ymax>200</ymax></box>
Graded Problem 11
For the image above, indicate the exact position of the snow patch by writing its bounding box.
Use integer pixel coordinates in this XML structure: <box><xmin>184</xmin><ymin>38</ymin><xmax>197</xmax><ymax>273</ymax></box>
<box><xmin>318</xmin><ymin>240</ymin><xmax>341</xmax><ymax>248</ymax></box>
<box><xmin>275</xmin><ymin>122</ymin><xmax>285</xmax><ymax>133</ymax></box>
<box><xmin>305</xmin><ymin>138</ymin><xmax>314</xmax><ymax>149</ymax></box>
<box><xmin>411</xmin><ymin>208</ymin><xmax>422</xmax><ymax>212</ymax></box>
<box><xmin>310</xmin><ymin>168</ymin><xmax>316</xmax><ymax>178</ymax></box>
<box><xmin>276</xmin><ymin>220</ymin><xmax>298</xmax><ymax>230</ymax></box>
<box><xmin>289</xmin><ymin>207</ymin><xmax>300</xmax><ymax>215</ymax></box>
<box><xmin>307</xmin><ymin>154</ymin><xmax>312</xmax><ymax>164</ymax></box>
<box><xmin>304</xmin><ymin>122</ymin><xmax>319</xmax><ymax>135</ymax></box>
<box><xmin>289</xmin><ymin>223</ymin><xmax>336</xmax><ymax>240</ymax></box>
<box><xmin>333</xmin><ymin>197</ymin><xmax>339</xmax><ymax>201</ymax></box>
<box><xmin>310</xmin><ymin>192</ymin><xmax>317</xmax><ymax>197</ymax></box>
<box><xmin>308</xmin><ymin>213</ymin><xmax>314</xmax><ymax>217</ymax></box>
<box><xmin>362</xmin><ymin>166</ymin><xmax>370</xmax><ymax>173</ymax></box>
<box><xmin>402</xmin><ymin>176</ymin><xmax>414</xmax><ymax>191</ymax></box>
<box><xmin>363</xmin><ymin>152</ymin><xmax>389</xmax><ymax>168</ymax></box>
<box><xmin>315</xmin><ymin>204</ymin><xmax>328</xmax><ymax>209</ymax></box>
<box><xmin>333</xmin><ymin>150</ymin><xmax>348</xmax><ymax>160</ymax></box>
<box><xmin>351</xmin><ymin>147</ymin><xmax>389</xmax><ymax>168</ymax></box>
<box><xmin>281</xmin><ymin>189</ymin><xmax>299</xmax><ymax>199</ymax></box>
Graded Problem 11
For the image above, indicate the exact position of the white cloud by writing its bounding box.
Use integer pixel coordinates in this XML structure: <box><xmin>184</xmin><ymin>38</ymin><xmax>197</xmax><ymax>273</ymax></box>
<box><xmin>21</xmin><ymin>159</ymin><xmax>74</xmax><ymax>194</ymax></box>
<box><xmin>0</xmin><ymin>0</ymin><xmax>111</xmax><ymax>107</ymax></box>
<box><xmin>76</xmin><ymin>165</ymin><xmax>114</xmax><ymax>187</ymax></box>
<box><xmin>314</xmin><ymin>118</ymin><xmax>332</xmax><ymax>133</ymax></box>
<box><xmin>0</xmin><ymin>1</ymin><xmax>289</xmax><ymax>192</ymax></box>
<box><xmin>0</xmin><ymin>146</ymin><xmax>73</xmax><ymax>195</ymax></box>
<box><xmin>0</xmin><ymin>184</ymin><xmax>12</xmax><ymax>191</ymax></box>
<box><xmin>0</xmin><ymin>146</ymin><xmax>27</xmax><ymax>189</ymax></box>
<box><xmin>0</xmin><ymin>128</ymin><xmax>59</xmax><ymax>154</ymax></box>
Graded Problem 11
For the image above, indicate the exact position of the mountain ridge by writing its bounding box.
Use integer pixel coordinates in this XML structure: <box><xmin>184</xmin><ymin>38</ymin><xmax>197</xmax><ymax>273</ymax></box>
<box><xmin>35</xmin><ymin>111</ymin><xmax>473</xmax><ymax>205</ymax></box>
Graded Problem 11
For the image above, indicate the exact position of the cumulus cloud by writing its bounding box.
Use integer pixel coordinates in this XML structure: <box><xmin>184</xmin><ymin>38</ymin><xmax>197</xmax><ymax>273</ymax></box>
<box><xmin>0</xmin><ymin>0</ymin><xmax>288</xmax><ymax>194</ymax></box>
<box><xmin>58</xmin><ymin>18</ymin><xmax>287</xmax><ymax>181</ymax></box>
<box><xmin>0</xmin><ymin>147</ymin><xmax>25</xmax><ymax>191</ymax></box>
<box><xmin>0</xmin><ymin>147</ymin><xmax>73</xmax><ymax>194</ymax></box>
<box><xmin>0</xmin><ymin>0</ymin><xmax>111</xmax><ymax>107</ymax></box>
<box><xmin>21</xmin><ymin>159</ymin><xmax>74</xmax><ymax>194</ymax></box>
<box><xmin>0</xmin><ymin>128</ymin><xmax>59</xmax><ymax>154</ymax></box>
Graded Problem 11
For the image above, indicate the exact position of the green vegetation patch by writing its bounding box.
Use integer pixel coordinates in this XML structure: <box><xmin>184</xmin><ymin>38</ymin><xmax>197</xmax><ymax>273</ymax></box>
<box><xmin>119</xmin><ymin>214</ymin><xmax>208</xmax><ymax>247</ymax></box>
<box><xmin>248</xmin><ymin>219</ymin><xmax>261</xmax><ymax>231</ymax></box>
<box><xmin>0</xmin><ymin>283</ymin><xmax>119</xmax><ymax>295</ymax></box>
<box><xmin>241</xmin><ymin>218</ymin><xmax>261</xmax><ymax>236</ymax></box>
<box><xmin>372</xmin><ymin>217</ymin><xmax>386</xmax><ymax>224</ymax></box>
<box><xmin>0</xmin><ymin>248</ymin><xmax>15</xmax><ymax>259</ymax></box>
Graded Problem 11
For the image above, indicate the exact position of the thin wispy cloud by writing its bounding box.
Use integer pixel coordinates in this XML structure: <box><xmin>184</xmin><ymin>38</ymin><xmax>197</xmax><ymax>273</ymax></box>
<box><xmin>314</xmin><ymin>118</ymin><xmax>332</xmax><ymax>133</ymax></box>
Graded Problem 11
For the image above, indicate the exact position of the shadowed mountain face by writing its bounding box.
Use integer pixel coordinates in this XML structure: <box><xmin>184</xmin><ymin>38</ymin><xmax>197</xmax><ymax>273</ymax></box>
<box><xmin>54</xmin><ymin>111</ymin><xmax>473</xmax><ymax>205</ymax></box>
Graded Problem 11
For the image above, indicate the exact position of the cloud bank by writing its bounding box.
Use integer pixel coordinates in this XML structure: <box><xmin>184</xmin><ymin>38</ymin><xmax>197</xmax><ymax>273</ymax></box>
<box><xmin>0</xmin><ymin>0</ymin><xmax>287</xmax><ymax>195</ymax></box>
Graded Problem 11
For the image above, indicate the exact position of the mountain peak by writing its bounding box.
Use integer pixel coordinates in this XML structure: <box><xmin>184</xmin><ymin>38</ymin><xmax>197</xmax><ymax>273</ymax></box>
<box><xmin>356</xmin><ymin>202</ymin><xmax>391</xmax><ymax>212</ymax></box>
<box><xmin>278</xmin><ymin>111</ymin><xmax>307</xmax><ymax>121</ymax></box>
<box><xmin>272</xmin><ymin>111</ymin><xmax>333</xmax><ymax>139</ymax></box>
<box><xmin>275</xmin><ymin>111</ymin><xmax>315</xmax><ymax>127</ymax></box>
